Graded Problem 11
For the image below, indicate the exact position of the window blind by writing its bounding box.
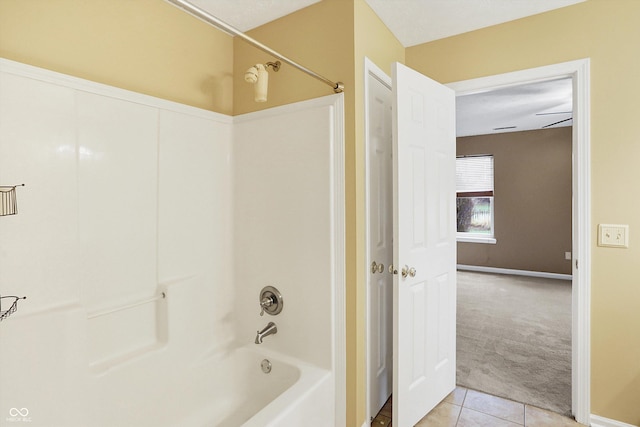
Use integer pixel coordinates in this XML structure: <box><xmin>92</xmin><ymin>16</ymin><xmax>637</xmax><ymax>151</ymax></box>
<box><xmin>456</xmin><ymin>155</ymin><xmax>494</xmax><ymax>197</ymax></box>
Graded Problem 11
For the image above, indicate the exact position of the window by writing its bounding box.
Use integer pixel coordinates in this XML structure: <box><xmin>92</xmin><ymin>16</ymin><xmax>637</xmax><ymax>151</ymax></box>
<box><xmin>456</xmin><ymin>155</ymin><xmax>496</xmax><ymax>243</ymax></box>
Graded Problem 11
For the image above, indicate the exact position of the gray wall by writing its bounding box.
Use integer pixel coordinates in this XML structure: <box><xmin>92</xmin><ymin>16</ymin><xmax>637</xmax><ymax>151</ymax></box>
<box><xmin>457</xmin><ymin>127</ymin><xmax>572</xmax><ymax>275</ymax></box>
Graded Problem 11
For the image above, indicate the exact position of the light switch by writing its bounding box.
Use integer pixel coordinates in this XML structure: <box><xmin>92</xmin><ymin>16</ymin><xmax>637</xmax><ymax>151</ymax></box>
<box><xmin>598</xmin><ymin>224</ymin><xmax>629</xmax><ymax>248</ymax></box>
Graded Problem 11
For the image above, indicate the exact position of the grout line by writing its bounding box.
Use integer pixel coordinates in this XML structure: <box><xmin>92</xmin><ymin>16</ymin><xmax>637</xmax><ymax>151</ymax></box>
<box><xmin>460</xmin><ymin>388</ymin><xmax>526</xmax><ymax>425</ymax></box>
<box><xmin>462</xmin><ymin>406</ymin><xmax>525</xmax><ymax>426</ymax></box>
<box><xmin>384</xmin><ymin>388</ymin><xmax>578</xmax><ymax>427</ymax></box>
<box><xmin>455</xmin><ymin>388</ymin><xmax>468</xmax><ymax>427</ymax></box>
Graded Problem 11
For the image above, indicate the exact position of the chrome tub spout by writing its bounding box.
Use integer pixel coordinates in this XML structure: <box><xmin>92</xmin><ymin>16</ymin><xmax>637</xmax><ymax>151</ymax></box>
<box><xmin>255</xmin><ymin>322</ymin><xmax>277</xmax><ymax>344</ymax></box>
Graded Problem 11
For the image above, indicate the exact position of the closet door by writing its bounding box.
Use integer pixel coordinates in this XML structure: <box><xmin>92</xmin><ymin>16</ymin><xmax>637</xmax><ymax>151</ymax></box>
<box><xmin>367</xmin><ymin>69</ymin><xmax>394</xmax><ymax>417</ymax></box>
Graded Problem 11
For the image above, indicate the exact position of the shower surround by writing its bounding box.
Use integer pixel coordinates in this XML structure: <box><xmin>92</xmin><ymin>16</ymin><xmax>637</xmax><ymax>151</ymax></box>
<box><xmin>0</xmin><ymin>58</ymin><xmax>345</xmax><ymax>427</ymax></box>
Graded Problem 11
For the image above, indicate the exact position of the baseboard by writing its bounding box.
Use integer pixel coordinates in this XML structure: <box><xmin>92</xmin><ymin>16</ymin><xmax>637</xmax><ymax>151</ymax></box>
<box><xmin>457</xmin><ymin>264</ymin><xmax>572</xmax><ymax>281</ymax></box>
<box><xmin>590</xmin><ymin>414</ymin><xmax>637</xmax><ymax>427</ymax></box>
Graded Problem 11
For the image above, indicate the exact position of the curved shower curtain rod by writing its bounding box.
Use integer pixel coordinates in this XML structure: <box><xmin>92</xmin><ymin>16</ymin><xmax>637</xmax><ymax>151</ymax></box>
<box><xmin>165</xmin><ymin>0</ymin><xmax>345</xmax><ymax>94</ymax></box>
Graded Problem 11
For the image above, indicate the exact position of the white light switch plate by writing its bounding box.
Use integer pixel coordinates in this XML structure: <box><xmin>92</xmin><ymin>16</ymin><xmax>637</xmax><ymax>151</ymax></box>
<box><xmin>598</xmin><ymin>224</ymin><xmax>629</xmax><ymax>248</ymax></box>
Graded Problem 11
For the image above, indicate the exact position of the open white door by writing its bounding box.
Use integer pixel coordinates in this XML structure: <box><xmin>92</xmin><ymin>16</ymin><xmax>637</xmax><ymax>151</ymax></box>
<box><xmin>392</xmin><ymin>62</ymin><xmax>457</xmax><ymax>427</ymax></box>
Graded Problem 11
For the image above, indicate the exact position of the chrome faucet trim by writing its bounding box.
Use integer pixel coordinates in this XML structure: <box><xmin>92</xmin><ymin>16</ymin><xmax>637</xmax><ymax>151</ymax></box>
<box><xmin>255</xmin><ymin>321</ymin><xmax>277</xmax><ymax>344</ymax></box>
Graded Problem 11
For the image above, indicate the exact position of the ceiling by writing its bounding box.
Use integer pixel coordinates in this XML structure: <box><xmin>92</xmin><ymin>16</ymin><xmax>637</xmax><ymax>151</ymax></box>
<box><xmin>456</xmin><ymin>78</ymin><xmax>573</xmax><ymax>137</ymax></box>
<box><xmin>188</xmin><ymin>0</ymin><xmax>586</xmax><ymax>46</ymax></box>
<box><xmin>363</xmin><ymin>0</ymin><xmax>585</xmax><ymax>47</ymax></box>
<box><xmin>186</xmin><ymin>0</ymin><xmax>579</xmax><ymax>136</ymax></box>
<box><xmin>188</xmin><ymin>0</ymin><xmax>321</xmax><ymax>34</ymax></box>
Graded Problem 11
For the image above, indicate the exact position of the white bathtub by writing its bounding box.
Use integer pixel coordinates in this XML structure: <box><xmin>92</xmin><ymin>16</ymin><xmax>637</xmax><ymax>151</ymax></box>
<box><xmin>1</xmin><ymin>304</ymin><xmax>335</xmax><ymax>427</ymax></box>
<box><xmin>84</xmin><ymin>341</ymin><xmax>333</xmax><ymax>427</ymax></box>
<box><xmin>174</xmin><ymin>345</ymin><xmax>333</xmax><ymax>427</ymax></box>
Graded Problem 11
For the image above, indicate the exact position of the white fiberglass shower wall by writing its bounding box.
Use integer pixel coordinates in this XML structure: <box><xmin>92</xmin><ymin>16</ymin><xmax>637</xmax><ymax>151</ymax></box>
<box><xmin>0</xmin><ymin>58</ymin><xmax>344</xmax><ymax>427</ymax></box>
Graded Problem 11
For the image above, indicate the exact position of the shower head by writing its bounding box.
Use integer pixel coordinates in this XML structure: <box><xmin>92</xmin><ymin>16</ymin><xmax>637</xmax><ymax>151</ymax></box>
<box><xmin>244</xmin><ymin>64</ymin><xmax>268</xmax><ymax>103</ymax></box>
<box><xmin>244</xmin><ymin>65</ymin><xmax>259</xmax><ymax>84</ymax></box>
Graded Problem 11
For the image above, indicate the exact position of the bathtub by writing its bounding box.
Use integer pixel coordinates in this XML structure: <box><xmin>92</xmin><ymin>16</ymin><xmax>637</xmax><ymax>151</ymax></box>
<box><xmin>1</xmin><ymin>302</ymin><xmax>336</xmax><ymax>427</ymax></box>
<box><xmin>175</xmin><ymin>345</ymin><xmax>333</xmax><ymax>427</ymax></box>
<box><xmin>85</xmin><ymin>341</ymin><xmax>334</xmax><ymax>427</ymax></box>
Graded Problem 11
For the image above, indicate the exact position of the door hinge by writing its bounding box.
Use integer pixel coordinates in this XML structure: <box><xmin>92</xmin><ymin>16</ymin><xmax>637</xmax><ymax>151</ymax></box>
<box><xmin>575</xmin><ymin>259</ymin><xmax>578</xmax><ymax>269</ymax></box>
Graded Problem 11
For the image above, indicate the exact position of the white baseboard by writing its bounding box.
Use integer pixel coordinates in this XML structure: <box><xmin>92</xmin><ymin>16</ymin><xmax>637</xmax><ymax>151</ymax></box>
<box><xmin>590</xmin><ymin>414</ymin><xmax>638</xmax><ymax>427</ymax></box>
<box><xmin>456</xmin><ymin>264</ymin><xmax>572</xmax><ymax>281</ymax></box>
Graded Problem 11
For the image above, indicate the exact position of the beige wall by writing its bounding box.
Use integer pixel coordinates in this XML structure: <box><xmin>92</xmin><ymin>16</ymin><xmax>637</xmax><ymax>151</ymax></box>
<box><xmin>408</xmin><ymin>1</ymin><xmax>640</xmax><ymax>423</ymax></box>
<box><xmin>457</xmin><ymin>128</ymin><xmax>573</xmax><ymax>275</ymax></box>
<box><xmin>0</xmin><ymin>0</ymin><xmax>234</xmax><ymax>114</ymax></box>
<box><xmin>232</xmin><ymin>0</ymin><xmax>354</xmax><ymax>116</ymax></box>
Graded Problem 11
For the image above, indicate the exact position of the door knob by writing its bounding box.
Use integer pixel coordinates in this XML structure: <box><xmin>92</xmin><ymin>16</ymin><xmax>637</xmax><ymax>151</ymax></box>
<box><xmin>371</xmin><ymin>261</ymin><xmax>384</xmax><ymax>274</ymax></box>
<box><xmin>389</xmin><ymin>264</ymin><xmax>398</xmax><ymax>274</ymax></box>
<box><xmin>401</xmin><ymin>265</ymin><xmax>417</xmax><ymax>278</ymax></box>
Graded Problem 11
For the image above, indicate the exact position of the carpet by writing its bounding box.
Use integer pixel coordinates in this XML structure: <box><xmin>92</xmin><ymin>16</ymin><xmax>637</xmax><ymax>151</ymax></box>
<box><xmin>456</xmin><ymin>271</ymin><xmax>572</xmax><ymax>416</ymax></box>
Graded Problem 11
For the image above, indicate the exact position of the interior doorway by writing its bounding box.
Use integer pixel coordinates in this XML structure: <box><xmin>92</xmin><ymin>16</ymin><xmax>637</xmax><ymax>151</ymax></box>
<box><xmin>454</xmin><ymin>77</ymin><xmax>574</xmax><ymax>416</ymax></box>
<box><xmin>364</xmin><ymin>58</ymin><xmax>591</xmax><ymax>426</ymax></box>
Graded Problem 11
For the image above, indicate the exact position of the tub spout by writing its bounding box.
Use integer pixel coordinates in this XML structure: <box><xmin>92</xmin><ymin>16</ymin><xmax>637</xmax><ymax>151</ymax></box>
<box><xmin>255</xmin><ymin>322</ymin><xmax>277</xmax><ymax>344</ymax></box>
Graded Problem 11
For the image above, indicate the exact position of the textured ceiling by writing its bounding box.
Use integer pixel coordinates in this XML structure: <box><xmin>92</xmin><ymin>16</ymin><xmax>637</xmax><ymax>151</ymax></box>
<box><xmin>364</xmin><ymin>0</ymin><xmax>587</xmax><ymax>46</ymax></box>
<box><xmin>187</xmin><ymin>0</ymin><xmax>586</xmax><ymax>46</ymax></box>
<box><xmin>187</xmin><ymin>0</ymin><xmax>320</xmax><ymax>32</ymax></box>
<box><xmin>456</xmin><ymin>78</ymin><xmax>573</xmax><ymax>137</ymax></box>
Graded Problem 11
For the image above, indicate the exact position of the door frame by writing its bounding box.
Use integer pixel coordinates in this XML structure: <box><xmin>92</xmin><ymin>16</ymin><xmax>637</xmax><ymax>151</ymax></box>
<box><xmin>448</xmin><ymin>58</ymin><xmax>591</xmax><ymax>424</ymax></box>
<box><xmin>364</xmin><ymin>57</ymin><xmax>393</xmax><ymax>423</ymax></box>
<box><xmin>364</xmin><ymin>58</ymin><xmax>591</xmax><ymax>425</ymax></box>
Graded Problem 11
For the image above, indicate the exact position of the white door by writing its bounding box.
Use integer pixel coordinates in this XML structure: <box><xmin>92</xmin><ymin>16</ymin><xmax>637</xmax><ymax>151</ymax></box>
<box><xmin>367</xmin><ymin>71</ymin><xmax>394</xmax><ymax>417</ymax></box>
<box><xmin>392</xmin><ymin>62</ymin><xmax>457</xmax><ymax>427</ymax></box>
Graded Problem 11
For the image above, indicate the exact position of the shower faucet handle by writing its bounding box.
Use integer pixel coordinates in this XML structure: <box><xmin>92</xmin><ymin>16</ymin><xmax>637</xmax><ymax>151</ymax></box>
<box><xmin>258</xmin><ymin>286</ymin><xmax>283</xmax><ymax>316</ymax></box>
<box><xmin>259</xmin><ymin>296</ymin><xmax>274</xmax><ymax>316</ymax></box>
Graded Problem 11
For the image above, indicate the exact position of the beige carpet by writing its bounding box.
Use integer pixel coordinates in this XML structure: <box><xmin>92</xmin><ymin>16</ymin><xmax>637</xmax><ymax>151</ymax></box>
<box><xmin>456</xmin><ymin>271</ymin><xmax>572</xmax><ymax>416</ymax></box>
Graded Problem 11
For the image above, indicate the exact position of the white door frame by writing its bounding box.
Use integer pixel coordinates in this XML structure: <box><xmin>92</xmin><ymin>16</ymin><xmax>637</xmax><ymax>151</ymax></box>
<box><xmin>365</xmin><ymin>58</ymin><xmax>591</xmax><ymax>425</ymax></box>
<box><xmin>448</xmin><ymin>58</ymin><xmax>591</xmax><ymax>424</ymax></box>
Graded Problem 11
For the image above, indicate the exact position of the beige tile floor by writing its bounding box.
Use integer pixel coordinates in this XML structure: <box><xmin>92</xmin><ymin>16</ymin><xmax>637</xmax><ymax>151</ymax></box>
<box><xmin>371</xmin><ymin>387</ymin><xmax>586</xmax><ymax>427</ymax></box>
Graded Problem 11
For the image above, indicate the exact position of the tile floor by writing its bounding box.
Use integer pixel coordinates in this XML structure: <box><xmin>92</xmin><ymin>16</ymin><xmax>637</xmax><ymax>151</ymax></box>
<box><xmin>371</xmin><ymin>387</ymin><xmax>586</xmax><ymax>427</ymax></box>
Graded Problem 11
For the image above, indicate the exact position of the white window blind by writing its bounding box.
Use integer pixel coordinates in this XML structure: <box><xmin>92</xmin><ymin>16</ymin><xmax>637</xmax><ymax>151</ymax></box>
<box><xmin>456</xmin><ymin>155</ymin><xmax>494</xmax><ymax>195</ymax></box>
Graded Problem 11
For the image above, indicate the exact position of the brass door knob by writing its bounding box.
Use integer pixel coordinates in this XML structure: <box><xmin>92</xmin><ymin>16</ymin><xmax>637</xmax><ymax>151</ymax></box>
<box><xmin>401</xmin><ymin>265</ymin><xmax>417</xmax><ymax>278</ymax></box>
<box><xmin>371</xmin><ymin>261</ymin><xmax>384</xmax><ymax>274</ymax></box>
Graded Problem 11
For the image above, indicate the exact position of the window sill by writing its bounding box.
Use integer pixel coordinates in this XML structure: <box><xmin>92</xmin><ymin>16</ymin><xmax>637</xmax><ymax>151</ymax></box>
<box><xmin>456</xmin><ymin>235</ymin><xmax>497</xmax><ymax>244</ymax></box>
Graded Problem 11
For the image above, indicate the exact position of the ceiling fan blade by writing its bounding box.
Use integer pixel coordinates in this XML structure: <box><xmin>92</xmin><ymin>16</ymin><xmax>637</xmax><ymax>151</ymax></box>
<box><xmin>543</xmin><ymin>117</ymin><xmax>573</xmax><ymax>128</ymax></box>
<box><xmin>536</xmin><ymin>111</ymin><xmax>572</xmax><ymax>116</ymax></box>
